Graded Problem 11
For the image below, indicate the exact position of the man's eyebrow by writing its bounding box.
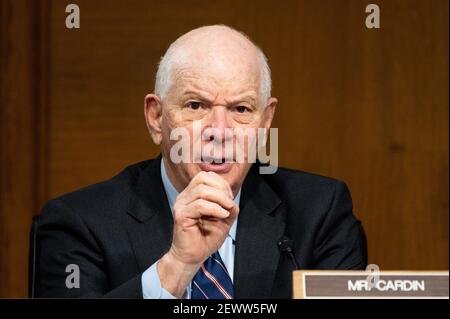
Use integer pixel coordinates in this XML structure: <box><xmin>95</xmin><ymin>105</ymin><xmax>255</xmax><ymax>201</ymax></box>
<box><xmin>182</xmin><ymin>90</ymin><xmax>215</xmax><ymax>102</ymax></box>
<box><xmin>181</xmin><ymin>90</ymin><xmax>258</xmax><ymax>105</ymax></box>
<box><xmin>225</xmin><ymin>93</ymin><xmax>258</xmax><ymax>105</ymax></box>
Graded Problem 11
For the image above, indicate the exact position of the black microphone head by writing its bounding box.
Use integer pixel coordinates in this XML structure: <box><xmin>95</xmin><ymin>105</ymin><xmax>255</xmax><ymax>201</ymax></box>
<box><xmin>277</xmin><ymin>236</ymin><xmax>294</xmax><ymax>253</ymax></box>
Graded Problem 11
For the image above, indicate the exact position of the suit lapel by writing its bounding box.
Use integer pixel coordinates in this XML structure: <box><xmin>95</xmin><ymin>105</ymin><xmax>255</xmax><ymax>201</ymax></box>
<box><xmin>126</xmin><ymin>156</ymin><xmax>174</xmax><ymax>272</ymax></box>
<box><xmin>124</xmin><ymin>158</ymin><xmax>286</xmax><ymax>298</ymax></box>
<box><xmin>234</xmin><ymin>165</ymin><xmax>286</xmax><ymax>298</ymax></box>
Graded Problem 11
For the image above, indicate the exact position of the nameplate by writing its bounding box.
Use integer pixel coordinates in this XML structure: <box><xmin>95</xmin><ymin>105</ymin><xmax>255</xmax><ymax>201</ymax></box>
<box><xmin>293</xmin><ymin>270</ymin><xmax>449</xmax><ymax>299</ymax></box>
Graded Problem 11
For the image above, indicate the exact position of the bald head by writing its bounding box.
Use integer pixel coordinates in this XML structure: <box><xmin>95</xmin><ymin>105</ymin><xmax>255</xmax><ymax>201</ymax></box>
<box><xmin>144</xmin><ymin>25</ymin><xmax>278</xmax><ymax>194</ymax></box>
<box><xmin>155</xmin><ymin>25</ymin><xmax>271</xmax><ymax>104</ymax></box>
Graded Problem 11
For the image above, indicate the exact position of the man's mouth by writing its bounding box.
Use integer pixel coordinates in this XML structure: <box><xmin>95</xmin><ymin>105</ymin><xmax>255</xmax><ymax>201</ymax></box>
<box><xmin>201</xmin><ymin>155</ymin><xmax>236</xmax><ymax>164</ymax></box>
<box><xmin>199</xmin><ymin>156</ymin><xmax>234</xmax><ymax>173</ymax></box>
<box><xmin>202</xmin><ymin>156</ymin><xmax>226</xmax><ymax>164</ymax></box>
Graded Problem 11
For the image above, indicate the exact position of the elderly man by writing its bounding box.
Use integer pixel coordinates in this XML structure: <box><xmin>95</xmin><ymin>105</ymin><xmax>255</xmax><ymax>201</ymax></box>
<box><xmin>35</xmin><ymin>25</ymin><xmax>367</xmax><ymax>299</ymax></box>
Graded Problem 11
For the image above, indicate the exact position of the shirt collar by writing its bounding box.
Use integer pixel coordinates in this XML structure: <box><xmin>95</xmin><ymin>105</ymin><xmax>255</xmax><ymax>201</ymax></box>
<box><xmin>160</xmin><ymin>158</ymin><xmax>239</xmax><ymax>241</ymax></box>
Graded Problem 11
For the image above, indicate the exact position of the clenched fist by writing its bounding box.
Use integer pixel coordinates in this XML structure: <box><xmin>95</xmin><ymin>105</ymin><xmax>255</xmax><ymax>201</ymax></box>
<box><xmin>157</xmin><ymin>171</ymin><xmax>239</xmax><ymax>297</ymax></box>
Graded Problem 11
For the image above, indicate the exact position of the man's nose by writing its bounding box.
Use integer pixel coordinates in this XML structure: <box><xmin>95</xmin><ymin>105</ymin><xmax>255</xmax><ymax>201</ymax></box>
<box><xmin>204</xmin><ymin>106</ymin><xmax>231</xmax><ymax>141</ymax></box>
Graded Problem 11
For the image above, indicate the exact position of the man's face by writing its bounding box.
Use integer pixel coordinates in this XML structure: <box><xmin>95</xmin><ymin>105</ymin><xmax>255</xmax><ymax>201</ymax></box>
<box><xmin>147</xmin><ymin>40</ymin><xmax>276</xmax><ymax>196</ymax></box>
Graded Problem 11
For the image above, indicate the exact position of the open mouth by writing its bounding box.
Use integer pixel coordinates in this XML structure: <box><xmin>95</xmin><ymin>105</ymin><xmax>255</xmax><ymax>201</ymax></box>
<box><xmin>201</xmin><ymin>156</ymin><xmax>232</xmax><ymax>164</ymax></box>
<box><xmin>199</xmin><ymin>156</ymin><xmax>234</xmax><ymax>173</ymax></box>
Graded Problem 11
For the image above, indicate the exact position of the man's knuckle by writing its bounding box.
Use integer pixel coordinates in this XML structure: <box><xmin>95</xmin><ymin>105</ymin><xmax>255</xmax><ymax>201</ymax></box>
<box><xmin>194</xmin><ymin>199</ymin><xmax>204</xmax><ymax>210</ymax></box>
<box><xmin>197</xmin><ymin>171</ymin><xmax>208</xmax><ymax>179</ymax></box>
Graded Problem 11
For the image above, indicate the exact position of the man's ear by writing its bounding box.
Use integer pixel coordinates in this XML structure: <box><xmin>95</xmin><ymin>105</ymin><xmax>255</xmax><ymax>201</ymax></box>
<box><xmin>262</xmin><ymin>97</ymin><xmax>278</xmax><ymax>129</ymax></box>
<box><xmin>144</xmin><ymin>94</ymin><xmax>163</xmax><ymax>145</ymax></box>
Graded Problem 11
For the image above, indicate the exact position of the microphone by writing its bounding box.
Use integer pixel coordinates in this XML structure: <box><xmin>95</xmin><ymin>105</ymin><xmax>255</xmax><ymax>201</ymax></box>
<box><xmin>278</xmin><ymin>236</ymin><xmax>300</xmax><ymax>269</ymax></box>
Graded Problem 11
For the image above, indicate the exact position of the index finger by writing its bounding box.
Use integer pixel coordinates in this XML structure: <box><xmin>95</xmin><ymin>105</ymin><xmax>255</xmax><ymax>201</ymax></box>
<box><xmin>185</xmin><ymin>171</ymin><xmax>233</xmax><ymax>198</ymax></box>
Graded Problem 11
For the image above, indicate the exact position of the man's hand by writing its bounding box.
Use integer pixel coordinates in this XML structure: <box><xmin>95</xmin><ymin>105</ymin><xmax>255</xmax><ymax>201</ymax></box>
<box><xmin>157</xmin><ymin>171</ymin><xmax>239</xmax><ymax>298</ymax></box>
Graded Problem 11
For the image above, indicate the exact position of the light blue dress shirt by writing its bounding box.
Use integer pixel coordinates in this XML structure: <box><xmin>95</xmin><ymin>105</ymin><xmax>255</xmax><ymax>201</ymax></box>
<box><xmin>142</xmin><ymin>160</ymin><xmax>240</xmax><ymax>299</ymax></box>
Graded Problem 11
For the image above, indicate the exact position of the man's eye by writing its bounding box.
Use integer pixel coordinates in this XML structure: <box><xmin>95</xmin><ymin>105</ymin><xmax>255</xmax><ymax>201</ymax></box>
<box><xmin>187</xmin><ymin>102</ymin><xmax>201</xmax><ymax>110</ymax></box>
<box><xmin>235</xmin><ymin>105</ymin><xmax>249</xmax><ymax>113</ymax></box>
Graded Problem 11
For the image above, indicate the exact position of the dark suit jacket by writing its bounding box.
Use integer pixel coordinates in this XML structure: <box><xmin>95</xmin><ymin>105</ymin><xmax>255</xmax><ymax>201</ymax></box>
<box><xmin>35</xmin><ymin>156</ymin><xmax>367</xmax><ymax>298</ymax></box>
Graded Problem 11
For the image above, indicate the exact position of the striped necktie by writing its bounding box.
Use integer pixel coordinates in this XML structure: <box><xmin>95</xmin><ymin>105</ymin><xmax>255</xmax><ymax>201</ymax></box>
<box><xmin>191</xmin><ymin>252</ymin><xmax>234</xmax><ymax>299</ymax></box>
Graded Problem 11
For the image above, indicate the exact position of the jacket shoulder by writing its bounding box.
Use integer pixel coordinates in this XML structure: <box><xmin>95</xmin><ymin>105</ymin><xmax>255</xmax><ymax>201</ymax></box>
<box><xmin>264</xmin><ymin>166</ymin><xmax>345</xmax><ymax>194</ymax></box>
<box><xmin>261</xmin><ymin>166</ymin><xmax>351</xmax><ymax>212</ymax></box>
<box><xmin>39</xmin><ymin>159</ymin><xmax>154</xmax><ymax>220</ymax></box>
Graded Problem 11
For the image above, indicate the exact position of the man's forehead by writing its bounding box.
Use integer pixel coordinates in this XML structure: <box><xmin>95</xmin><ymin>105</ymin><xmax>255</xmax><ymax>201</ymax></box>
<box><xmin>173</xmin><ymin>67</ymin><xmax>258</xmax><ymax>84</ymax></box>
<box><xmin>181</xmin><ymin>85</ymin><xmax>258</xmax><ymax>103</ymax></box>
<box><xmin>172</xmin><ymin>49</ymin><xmax>260</xmax><ymax>76</ymax></box>
<box><xmin>171</xmin><ymin>74</ymin><xmax>259</xmax><ymax>101</ymax></box>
